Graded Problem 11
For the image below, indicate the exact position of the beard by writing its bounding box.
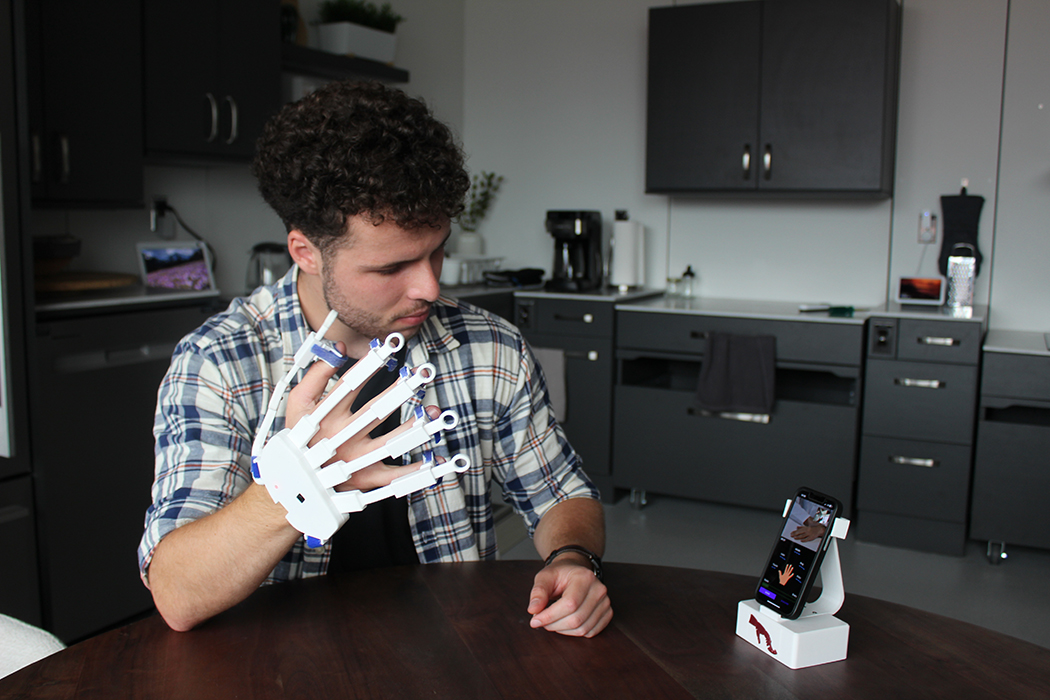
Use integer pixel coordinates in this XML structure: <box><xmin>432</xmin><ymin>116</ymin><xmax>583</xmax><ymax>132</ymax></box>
<box><xmin>320</xmin><ymin>260</ymin><xmax>431</xmax><ymax>346</ymax></box>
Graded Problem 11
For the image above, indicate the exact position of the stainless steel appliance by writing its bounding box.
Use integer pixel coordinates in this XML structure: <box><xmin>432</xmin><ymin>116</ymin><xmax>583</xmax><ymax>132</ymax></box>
<box><xmin>544</xmin><ymin>210</ymin><xmax>603</xmax><ymax>292</ymax></box>
<box><xmin>246</xmin><ymin>242</ymin><xmax>292</xmax><ymax>291</ymax></box>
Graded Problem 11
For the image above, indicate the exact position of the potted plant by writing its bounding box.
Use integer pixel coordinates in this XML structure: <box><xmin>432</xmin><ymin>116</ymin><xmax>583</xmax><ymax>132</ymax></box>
<box><xmin>317</xmin><ymin>0</ymin><xmax>404</xmax><ymax>64</ymax></box>
<box><xmin>456</xmin><ymin>171</ymin><xmax>504</xmax><ymax>256</ymax></box>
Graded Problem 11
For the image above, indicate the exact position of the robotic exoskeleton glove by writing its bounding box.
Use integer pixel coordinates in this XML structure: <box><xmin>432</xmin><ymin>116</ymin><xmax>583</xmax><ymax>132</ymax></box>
<box><xmin>250</xmin><ymin>310</ymin><xmax>471</xmax><ymax>548</ymax></box>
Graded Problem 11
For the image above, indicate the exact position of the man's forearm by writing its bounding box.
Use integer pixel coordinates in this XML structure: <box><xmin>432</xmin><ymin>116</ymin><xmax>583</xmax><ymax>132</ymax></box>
<box><xmin>147</xmin><ymin>482</ymin><xmax>301</xmax><ymax>632</ymax></box>
<box><xmin>532</xmin><ymin>497</ymin><xmax>605</xmax><ymax>561</ymax></box>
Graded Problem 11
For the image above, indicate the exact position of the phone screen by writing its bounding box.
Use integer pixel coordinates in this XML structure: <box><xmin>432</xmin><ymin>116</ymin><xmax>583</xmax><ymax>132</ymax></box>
<box><xmin>755</xmin><ymin>488</ymin><xmax>841</xmax><ymax>619</ymax></box>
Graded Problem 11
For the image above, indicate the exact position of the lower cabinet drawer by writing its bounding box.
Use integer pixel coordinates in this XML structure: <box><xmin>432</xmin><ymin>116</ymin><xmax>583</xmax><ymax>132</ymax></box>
<box><xmin>857</xmin><ymin>436</ymin><xmax>972</xmax><ymax>522</ymax></box>
<box><xmin>863</xmin><ymin>359</ymin><xmax>978</xmax><ymax>444</ymax></box>
<box><xmin>611</xmin><ymin>385</ymin><xmax>857</xmax><ymax>513</ymax></box>
<box><xmin>970</xmin><ymin>398</ymin><xmax>1050</xmax><ymax>549</ymax></box>
<box><xmin>855</xmin><ymin>510</ymin><xmax>966</xmax><ymax>556</ymax></box>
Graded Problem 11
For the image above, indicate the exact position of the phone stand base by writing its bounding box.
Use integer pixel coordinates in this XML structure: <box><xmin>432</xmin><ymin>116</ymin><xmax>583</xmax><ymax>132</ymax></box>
<box><xmin>735</xmin><ymin>600</ymin><xmax>849</xmax><ymax>669</ymax></box>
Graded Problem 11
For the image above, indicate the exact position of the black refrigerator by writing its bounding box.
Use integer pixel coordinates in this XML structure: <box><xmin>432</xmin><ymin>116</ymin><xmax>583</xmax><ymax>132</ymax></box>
<box><xmin>0</xmin><ymin>0</ymin><xmax>43</xmax><ymax>628</ymax></box>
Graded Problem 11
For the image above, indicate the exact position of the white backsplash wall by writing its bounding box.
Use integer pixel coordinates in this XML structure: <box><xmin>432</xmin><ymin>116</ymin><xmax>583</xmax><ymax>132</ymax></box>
<box><xmin>32</xmin><ymin>165</ymin><xmax>283</xmax><ymax>299</ymax></box>
<box><xmin>986</xmin><ymin>0</ymin><xmax>1050</xmax><ymax>332</ymax></box>
<box><xmin>887</xmin><ymin>0</ymin><xmax>1007</xmax><ymax>316</ymax></box>
<box><xmin>667</xmin><ymin>199</ymin><xmax>892</xmax><ymax>306</ymax></box>
<box><xmin>463</xmin><ymin>0</ymin><xmax>669</xmax><ymax>287</ymax></box>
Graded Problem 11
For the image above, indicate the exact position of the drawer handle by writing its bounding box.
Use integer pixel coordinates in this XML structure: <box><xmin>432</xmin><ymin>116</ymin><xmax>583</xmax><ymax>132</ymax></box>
<box><xmin>564</xmin><ymin>350</ymin><xmax>599</xmax><ymax>361</ymax></box>
<box><xmin>889</xmin><ymin>455</ymin><xmax>939</xmax><ymax>468</ymax></box>
<box><xmin>687</xmin><ymin>407</ymin><xmax>770</xmax><ymax>424</ymax></box>
<box><xmin>554</xmin><ymin>313</ymin><xmax>593</xmax><ymax>323</ymax></box>
<box><xmin>689</xmin><ymin>331</ymin><xmax>708</xmax><ymax>340</ymax></box>
<box><xmin>894</xmin><ymin>377</ymin><xmax>945</xmax><ymax>389</ymax></box>
<box><xmin>918</xmin><ymin>336</ymin><xmax>960</xmax><ymax>347</ymax></box>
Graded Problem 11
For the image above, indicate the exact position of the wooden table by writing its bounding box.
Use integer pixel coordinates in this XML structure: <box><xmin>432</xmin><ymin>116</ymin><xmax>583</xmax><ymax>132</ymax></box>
<box><xmin>4</xmin><ymin>561</ymin><xmax>1049</xmax><ymax>699</ymax></box>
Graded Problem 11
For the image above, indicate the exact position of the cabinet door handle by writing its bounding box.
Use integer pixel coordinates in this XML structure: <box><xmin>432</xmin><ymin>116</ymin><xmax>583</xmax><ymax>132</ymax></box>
<box><xmin>687</xmin><ymin>407</ymin><xmax>770</xmax><ymax>424</ymax></box>
<box><xmin>742</xmin><ymin>144</ymin><xmax>751</xmax><ymax>180</ymax></box>
<box><xmin>894</xmin><ymin>377</ymin><xmax>945</xmax><ymax>389</ymax></box>
<box><xmin>58</xmin><ymin>134</ymin><xmax>71</xmax><ymax>184</ymax></box>
<box><xmin>31</xmin><ymin>132</ymin><xmax>43</xmax><ymax>183</ymax></box>
<box><xmin>762</xmin><ymin>144</ymin><xmax>772</xmax><ymax>180</ymax></box>
<box><xmin>565</xmin><ymin>350</ymin><xmax>599</xmax><ymax>361</ymax></box>
<box><xmin>890</xmin><ymin>455</ymin><xmax>939</xmax><ymax>468</ymax></box>
<box><xmin>918</xmin><ymin>336</ymin><xmax>960</xmax><ymax>347</ymax></box>
<box><xmin>554</xmin><ymin>313</ymin><xmax>593</xmax><ymax>323</ymax></box>
<box><xmin>205</xmin><ymin>93</ymin><xmax>219</xmax><ymax>143</ymax></box>
<box><xmin>225</xmin><ymin>95</ymin><xmax>239</xmax><ymax>145</ymax></box>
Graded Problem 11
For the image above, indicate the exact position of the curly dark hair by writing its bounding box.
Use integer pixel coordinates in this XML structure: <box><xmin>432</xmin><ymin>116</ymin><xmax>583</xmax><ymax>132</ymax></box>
<box><xmin>252</xmin><ymin>80</ymin><xmax>469</xmax><ymax>253</ymax></box>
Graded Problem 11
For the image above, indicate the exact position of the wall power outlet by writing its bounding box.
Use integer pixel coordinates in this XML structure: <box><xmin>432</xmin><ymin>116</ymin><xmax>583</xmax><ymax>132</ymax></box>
<box><xmin>919</xmin><ymin>210</ymin><xmax>937</xmax><ymax>244</ymax></box>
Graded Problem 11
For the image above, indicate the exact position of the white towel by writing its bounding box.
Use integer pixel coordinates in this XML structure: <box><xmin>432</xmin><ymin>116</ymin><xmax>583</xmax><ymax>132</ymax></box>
<box><xmin>531</xmin><ymin>347</ymin><xmax>567</xmax><ymax>421</ymax></box>
<box><xmin>0</xmin><ymin>614</ymin><xmax>65</xmax><ymax>679</ymax></box>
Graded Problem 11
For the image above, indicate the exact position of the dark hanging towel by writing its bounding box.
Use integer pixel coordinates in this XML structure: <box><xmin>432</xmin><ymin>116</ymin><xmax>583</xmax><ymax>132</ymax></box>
<box><xmin>695</xmin><ymin>332</ymin><xmax>776</xmax><ymax>414</ymax></box>
<box><xmin>938</xmin><ymin>187</ymin><xmax>985</xmax><ymax>277</ymax></box>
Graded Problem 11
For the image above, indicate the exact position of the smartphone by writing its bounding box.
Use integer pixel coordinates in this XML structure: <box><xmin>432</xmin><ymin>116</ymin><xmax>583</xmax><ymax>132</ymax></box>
<box><xmin>754</xmin><ymin>487</ymin><xmax>842</xmax><ymax>620</ymax></box>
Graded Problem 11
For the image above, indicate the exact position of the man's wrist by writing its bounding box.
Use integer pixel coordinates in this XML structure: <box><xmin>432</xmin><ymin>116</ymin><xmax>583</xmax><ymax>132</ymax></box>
<box><xmin>544</xmin><ymin>545</ymin><xmax>603</xmax><ymax>582</ymax></box>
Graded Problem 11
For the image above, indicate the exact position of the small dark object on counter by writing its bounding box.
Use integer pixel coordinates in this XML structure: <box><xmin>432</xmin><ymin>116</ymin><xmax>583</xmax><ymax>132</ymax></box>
<box><xmin>798</xmin><ymin>304</ymin><xmax>858</xmax><ymax>317</ymax></box>
<box><xmin>484</xmin><ymin>268</ymin><xmax>544</xmax><ymax>288</ymax></box>
<box><xmin>33</xmin><ymin>234</ymin><xmax>82</xmax><ymax>276</ymax></box>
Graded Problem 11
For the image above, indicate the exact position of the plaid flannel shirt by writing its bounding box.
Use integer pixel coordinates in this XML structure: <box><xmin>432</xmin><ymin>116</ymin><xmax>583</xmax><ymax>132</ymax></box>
<box><xmin>138</xmin><ymin>266</ymin><xmax>597</xmax><ymax>586</ymax></box>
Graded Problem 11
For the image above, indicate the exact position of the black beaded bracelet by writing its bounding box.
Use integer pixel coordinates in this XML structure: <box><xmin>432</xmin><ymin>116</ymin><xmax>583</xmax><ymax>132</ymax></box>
<box><xmin>544</xmin><ymin>545</ymin><xmax>604</xmax><ymax>582</ymax></box>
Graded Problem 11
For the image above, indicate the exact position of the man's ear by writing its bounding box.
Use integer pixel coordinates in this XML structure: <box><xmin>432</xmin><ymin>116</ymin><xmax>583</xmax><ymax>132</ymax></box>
<box><xmin>287</xmin><ymin>230</ymin><xmax>321</xmax><ymax>276</ymax></box>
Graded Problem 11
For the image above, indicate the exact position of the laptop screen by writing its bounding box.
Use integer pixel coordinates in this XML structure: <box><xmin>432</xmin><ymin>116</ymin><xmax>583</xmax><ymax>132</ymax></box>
<box><xmin>136</xmin><ymin>242</ymin><xmax>217</xmax><ymax>292</ymax></box>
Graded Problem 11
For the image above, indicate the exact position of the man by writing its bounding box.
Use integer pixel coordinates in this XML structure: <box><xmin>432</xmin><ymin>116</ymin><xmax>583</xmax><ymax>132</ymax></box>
<box><xmin>138</xmin><ymin>80</ymin><xmax>611</xmax><ymax>638</ymax></box>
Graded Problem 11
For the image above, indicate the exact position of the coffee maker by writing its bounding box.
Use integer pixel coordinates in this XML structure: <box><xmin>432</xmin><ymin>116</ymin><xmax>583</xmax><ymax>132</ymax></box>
<box><xmin>544</xmin><ymin>210</ymin><xmax>603</xmax><ymax>292</ymax></box>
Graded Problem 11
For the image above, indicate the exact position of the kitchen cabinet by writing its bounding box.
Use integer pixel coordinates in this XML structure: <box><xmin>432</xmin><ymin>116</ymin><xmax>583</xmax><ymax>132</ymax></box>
<box><xmin>970</xmin><ymin>331</ymin><xmax>1050</xmax><ymax>561</ymax></box>
<box><xmin>612</xmin><ymin>298</ymin><xmax>864</xmax><ymax>513</ymax></box>
<box><xmin>646</xmin><ymin>0</ymin><xmax>900</xmax><ymax>196</ymax></box>
<box><xmin>0</xmin><ymin>477</ymin><xmax>42</xmax><ymax>627</ymax></box>
<box><xmin>513</xmin><ymin>291</ymin><xmax>659</xmax><ymax>501</ymax></box>
<box><xmin>30</xmin><ymin>303</ymin><xmax>215</xmax><ymax>642</ymax></box>
<box><xmin>24</xmin><ymin>0</ymin><xmax>143</xmax><ymax>206</ymax></box>
<box><xmin>856</xmin><ymin>308</ymin><xmax>986</xmax><ymax>555</ymax></box>
<box><xmin>144</xmin><ymin>0</ymin><xmax>281</xmax><ymax>161</ymax></box>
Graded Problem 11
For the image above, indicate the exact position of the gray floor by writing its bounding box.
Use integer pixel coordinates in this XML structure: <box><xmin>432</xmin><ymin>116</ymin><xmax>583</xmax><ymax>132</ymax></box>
<box><xmin>503</xmin><ymin>493</ymin><xmax>1050</xmax><ymax>650</ymax></box>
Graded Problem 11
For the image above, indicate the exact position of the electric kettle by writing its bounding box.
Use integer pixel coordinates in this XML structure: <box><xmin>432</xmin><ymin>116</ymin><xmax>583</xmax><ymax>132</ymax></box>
<box><xmin>246</xmin><ymin>242</ymin><xmax>292</xmax><ymax>291</ymax></box>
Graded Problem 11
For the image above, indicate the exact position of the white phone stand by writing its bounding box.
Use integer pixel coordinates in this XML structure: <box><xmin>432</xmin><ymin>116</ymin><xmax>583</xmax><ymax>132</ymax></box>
<box><xmin>735</xmin><ymin>500</ymin><xmax>851</xmax><ymax>669</ymax></box>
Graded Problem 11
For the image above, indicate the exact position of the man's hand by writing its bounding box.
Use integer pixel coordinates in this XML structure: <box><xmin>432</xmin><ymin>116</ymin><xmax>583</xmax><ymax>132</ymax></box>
<box><xmin>285</xmin><ymin>346</ymin><xmax>432</xmax><ymax>491</ymax></box>
<box><xmin>790</xmin><ymin>518</ymin><xmax>826</xmax><ymax>543</ymax></box>
<box><xmin>527</xmin><ymin>553</ymin><xmax>612</xmax><ymax>638</ymax></box>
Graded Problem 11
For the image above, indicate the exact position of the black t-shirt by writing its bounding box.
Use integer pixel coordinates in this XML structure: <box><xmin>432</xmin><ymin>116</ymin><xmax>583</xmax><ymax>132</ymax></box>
<box><xmin>325</xmin><ymin>349</ymin><xmax>418</xmax><ymax>573</ymax></box>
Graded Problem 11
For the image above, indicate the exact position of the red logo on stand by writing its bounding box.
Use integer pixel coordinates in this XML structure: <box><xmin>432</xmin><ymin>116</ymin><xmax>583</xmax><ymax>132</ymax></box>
<box><xmin>749</xmin><ymin>614</ymin><xmax>778</xmax><ymax>655</ymax></box>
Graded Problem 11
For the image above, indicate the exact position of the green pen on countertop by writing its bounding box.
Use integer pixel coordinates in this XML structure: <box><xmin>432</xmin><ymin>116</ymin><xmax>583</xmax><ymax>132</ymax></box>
<box><xmin>798</xmin><ymin>304</ymin><xmax>863</xmax><ymax>317</ymax></box>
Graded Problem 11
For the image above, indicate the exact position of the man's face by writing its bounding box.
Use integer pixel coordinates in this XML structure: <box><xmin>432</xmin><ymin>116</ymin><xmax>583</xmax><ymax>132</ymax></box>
<box><xmin>319</xmin><ymin>215</ymin><xmax>449</xmax><ymax>351</ymax></box>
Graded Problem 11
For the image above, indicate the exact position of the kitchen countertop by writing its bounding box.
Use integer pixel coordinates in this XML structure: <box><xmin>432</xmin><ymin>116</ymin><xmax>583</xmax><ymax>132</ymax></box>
<box><xmin>616</xmin><ymin>296</ymin><xmax>991</xmax><ymax>327</ymax></box>
<box><xmin>616</xmin><ymin>295</ymin><xmax>870</xmax><ymax>324</ymax></box>
<box><xmin>514</xmin><ymin>286</ymin><xmax>664</xmax><ymax>303</ymax></box>
<box><xmin>873</xmin><ymin>301</ymin><xmax>989</xmax><ymax>323</ymax></box>
<box><xmin>983</xmin><ymin>328</ymin><xmax>1050</xmax><ymax>356</ymax></box>
<box><xmin>442</xmin><ymin>283</ymin><xmax>541</xmax><ymax>298</ymax></box>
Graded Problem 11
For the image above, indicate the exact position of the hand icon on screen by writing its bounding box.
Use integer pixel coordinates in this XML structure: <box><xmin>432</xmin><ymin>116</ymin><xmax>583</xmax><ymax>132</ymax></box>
<box><xmin>778</xmin><ymin>564</ymin><xmax>794</xmax><ymax>586</ymax></box>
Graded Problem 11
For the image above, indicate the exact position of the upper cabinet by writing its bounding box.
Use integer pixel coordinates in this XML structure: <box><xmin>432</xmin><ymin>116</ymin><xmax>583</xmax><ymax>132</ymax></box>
<box><xmin>25</xmin><ymin>0</ymin><xmax>144</xmax><ymax>207</ymax></box>
<box><xmin>646</xmin><ymin>0</ymin><xmax>901</xmax><ymax>197</ymax></box>
<box><xmin>143</xmin><ymin>0</ymin><xmax>281</xmax><ymax>161</ymax></box>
